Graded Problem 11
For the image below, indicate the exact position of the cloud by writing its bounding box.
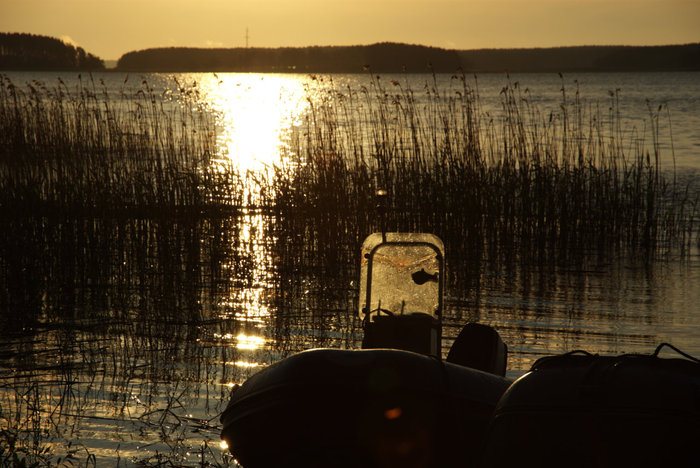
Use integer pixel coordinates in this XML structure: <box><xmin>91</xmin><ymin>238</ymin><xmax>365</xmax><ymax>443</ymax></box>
<box><xmin>61</xmin><ymin>35</ymin><xmax>78</xmax><ymax>47</ymax></box>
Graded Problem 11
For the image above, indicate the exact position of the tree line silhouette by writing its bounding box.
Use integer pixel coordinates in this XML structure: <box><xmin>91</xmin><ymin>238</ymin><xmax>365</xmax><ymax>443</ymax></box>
<box><xmin>458</xmin><ymin>44</ymin><xmax>700</xmax><ymax>72</ymax></box>
<box><xmin>1</xmin><ymin>33</ymin><xmax>697</xmax><ymax>73</ymax></box>
<box><xmin>117</xmin><ymin>43</ymin><xmax>462</xmax><ymax>73</ymax></box>
<box><xmin>116</xmin><ymin>42</ymin><xmax>700</xmax><ymax>73</ymax></box>
<box><xmin>0</xmin><ymin>33</ymin><xmax>104</xmax><ymax>71</ymax></box>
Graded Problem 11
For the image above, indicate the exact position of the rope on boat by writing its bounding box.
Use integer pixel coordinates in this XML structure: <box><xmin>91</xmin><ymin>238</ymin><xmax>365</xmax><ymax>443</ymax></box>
<box><xmin>652</xmin><ymin>342</ymin><xmax>700</xmax><ymax>363</ymax></box>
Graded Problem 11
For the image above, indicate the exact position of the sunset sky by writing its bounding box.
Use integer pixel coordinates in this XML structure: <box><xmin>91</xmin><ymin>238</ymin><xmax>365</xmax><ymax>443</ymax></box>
<box><xmin>3</xmin><ymin>0</ymin><xmax>699</xmax><ymax>60</ymax></box>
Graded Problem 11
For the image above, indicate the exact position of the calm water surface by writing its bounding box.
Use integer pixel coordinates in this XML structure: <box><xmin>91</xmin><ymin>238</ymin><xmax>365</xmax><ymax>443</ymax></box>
<box><xmin>1</xmin><ymin>71</ymin><xmax>699</xmax><ymax>466</ymax></box>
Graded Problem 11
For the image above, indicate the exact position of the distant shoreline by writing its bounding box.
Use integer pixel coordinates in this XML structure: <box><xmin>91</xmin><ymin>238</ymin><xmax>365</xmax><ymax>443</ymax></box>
<box><xmin>113</xmin><ymin>43</ymin><xmax>700</xmax><ymax>74</ymax></box>
<box><xmin>2</xmin><ymin>35</ymin><xmax>699</xmax><ymax>73</ymax></box>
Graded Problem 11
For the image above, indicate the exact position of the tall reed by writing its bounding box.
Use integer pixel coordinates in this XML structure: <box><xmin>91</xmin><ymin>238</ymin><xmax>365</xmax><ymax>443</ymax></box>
<box><xmin>0</xmin><ymin>74</ymin><xmax>247</xmax><ymax>216</ymax></box>
<box><xmin>271</xmin><ymin>73</ymin><xmax>698</xmax><ymax>292</ymax></box>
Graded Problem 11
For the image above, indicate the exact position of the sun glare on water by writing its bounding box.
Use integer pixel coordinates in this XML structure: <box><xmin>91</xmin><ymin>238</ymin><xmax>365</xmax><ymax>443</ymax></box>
<box><xmin>187</xmin><ymin>74</ymin><xmax>311</xmax><ymax>335</ymax></box>
<box><xmin>235</xmin><ymin>333</ymin><xmax>266</xmax><ymax>350</ymax></box>
<box><xmin>195</xmin><ymin>73</ymin><xmax>310</xmax><ymax>172</ymax></box>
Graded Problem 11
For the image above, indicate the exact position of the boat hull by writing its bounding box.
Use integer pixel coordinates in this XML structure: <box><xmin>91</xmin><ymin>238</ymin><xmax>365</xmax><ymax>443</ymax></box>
<box><xmin>481</xmin><ymin>351</ymin><xmax>700</xmax><ymax>467</ymax></box>
<box><xmin>220</xmin><ymin>348</ymin><xmax>512</xmax><ymax>468</ymax></box>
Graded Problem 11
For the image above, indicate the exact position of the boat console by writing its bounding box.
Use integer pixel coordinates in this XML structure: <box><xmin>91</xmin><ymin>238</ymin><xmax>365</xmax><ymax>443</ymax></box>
<box><xmin>359</xmin><ymin>232</ymin><xmax>444</xmax><ymax>358</ymax></box>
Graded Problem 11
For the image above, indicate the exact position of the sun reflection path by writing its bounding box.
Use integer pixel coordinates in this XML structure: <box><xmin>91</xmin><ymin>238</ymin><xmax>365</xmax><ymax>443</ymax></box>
<box><xmin>195</xmin><ymin>73</ymin><xmax>311</xmax><ymax>172</ymax></box>
<box><xmin>215</xmin><ymin>210</ymin><xmax>275</xmax><ymax>377</ymax></box>
<box><xmin>191</xmin><ymin>74</ymin><xmax>313</xmax><ymax>381</ymax></box>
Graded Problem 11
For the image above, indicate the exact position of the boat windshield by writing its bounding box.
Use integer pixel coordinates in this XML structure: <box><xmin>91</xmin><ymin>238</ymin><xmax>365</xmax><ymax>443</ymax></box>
<box><xmin>359</xmin><ymin>233</ymin><xmax>444</xmax><ymax>322</ymax></box>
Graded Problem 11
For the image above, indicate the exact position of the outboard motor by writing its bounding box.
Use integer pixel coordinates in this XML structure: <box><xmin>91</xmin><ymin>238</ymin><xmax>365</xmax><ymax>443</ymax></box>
<box><xmin>447</xmin><ymin>322</ymin><xmax>508</xmax><ymax>376</ymax></box>
<box><xmin>359</xmin><ymin>232</ymin><xmax>444</xmax><ymax>358</ymax></box>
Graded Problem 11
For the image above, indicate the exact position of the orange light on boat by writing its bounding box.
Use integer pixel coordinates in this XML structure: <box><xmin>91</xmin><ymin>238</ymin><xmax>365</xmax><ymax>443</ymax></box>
<box><xmin>384</xmin><ymin>407</ymin><xmax>402</xmax><ymax>420</ymax></box>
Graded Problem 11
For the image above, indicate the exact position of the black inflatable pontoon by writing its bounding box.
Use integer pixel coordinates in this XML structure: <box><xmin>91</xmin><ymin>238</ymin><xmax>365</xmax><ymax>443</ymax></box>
<box><xmin>220</xmin><ymin>233</ymin><xmax>511</xmax><ymax>468</ymax></box>
<box><xmin>220</xmin><ymin>348</ymin><xmax>511</xmax><ymax>468</ymax></box>
<box><xmin>481</xmin><ymin>344</ymin><xmax>700</xmax><ymax>467</ymax></box>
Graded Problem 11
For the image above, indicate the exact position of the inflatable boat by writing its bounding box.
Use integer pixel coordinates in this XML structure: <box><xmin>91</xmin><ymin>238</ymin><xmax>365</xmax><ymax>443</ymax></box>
<box><xmin>220</xmin><ymin>233</ymin><xmax>511</xmax><ymax>468</ymax></box>
<box><xmin>220</xmin><ymin>348</ymin><xmax>511</xmax><ymax>468</ymax></box>
<box><xmin>220</xmin><ymin>231</ymin><xmax>700</xmax><ymax>467</ymax></box>
<box><xmin>480</xmin><ymin>344</ymin><xmax>700</xmax><ymax>467</ymax></box>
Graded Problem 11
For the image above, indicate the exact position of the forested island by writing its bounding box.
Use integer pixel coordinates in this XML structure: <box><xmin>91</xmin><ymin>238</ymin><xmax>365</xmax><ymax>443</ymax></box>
<box><xmin>116</xmin><ymin>42</ymin><xmax>700</xmax><ymax>73</ymax></box>
<box><xmin>116</xmin><ymin>43</ymin><xmax>461</xmax><ymax>73</ymax></box>
<box><xmin>0</xmin><ymin>33</ymin><xmax>104</xmax><ymax>71</ymax></box>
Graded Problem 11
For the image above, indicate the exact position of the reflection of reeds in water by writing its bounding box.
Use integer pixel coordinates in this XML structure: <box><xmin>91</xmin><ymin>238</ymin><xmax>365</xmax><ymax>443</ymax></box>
<box><xmin>0</xmin><ymin>75</ymin><xmax>249</xmax><ymax>466</ymax></box>
<box><xmin>272</xmin><ymin>74</ymin><xmax>699</xmax><ymax>296</ymax></box>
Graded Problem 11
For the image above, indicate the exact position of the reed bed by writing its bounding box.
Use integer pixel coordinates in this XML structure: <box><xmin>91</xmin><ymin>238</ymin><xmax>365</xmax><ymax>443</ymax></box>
<box><xmin>271</xmin><ymin>74</ymin><xmax>699</xmax><ymax>293</ymax></box>
<box><xmin>0</xmin><ymin>76</ymin><xmax>254</xmax><ymax>466</ymax></box>
<box><xmin>0</xmin><ymin>74</ymin><xmax>259</xmax><ymax>324</ymax></box>
<box><xmin>0</xmin><ymin>73</ymin><xmax>248</xmax><ymax>216</ymax></box>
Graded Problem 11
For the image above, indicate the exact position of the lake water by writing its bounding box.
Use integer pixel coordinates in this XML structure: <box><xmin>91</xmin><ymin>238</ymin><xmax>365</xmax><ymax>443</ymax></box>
<box><xmin>0</xmin><ymin>71</ymin><xmax>699</xmax><ymax>467</ymax></box>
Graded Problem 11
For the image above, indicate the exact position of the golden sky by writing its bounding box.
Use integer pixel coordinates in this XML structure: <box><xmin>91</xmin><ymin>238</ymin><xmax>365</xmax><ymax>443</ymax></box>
<box><xmin>3</xmin><ymin>0</ymin><xmax>699</xmax><ymax>60</ymax></box>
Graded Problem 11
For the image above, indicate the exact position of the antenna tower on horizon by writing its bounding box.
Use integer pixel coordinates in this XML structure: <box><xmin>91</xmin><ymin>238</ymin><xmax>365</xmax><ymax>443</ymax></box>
<box><xmin>245</xmin><ymin>28</ymin><xmax>249</xmax><ymax>48</ymax></box>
